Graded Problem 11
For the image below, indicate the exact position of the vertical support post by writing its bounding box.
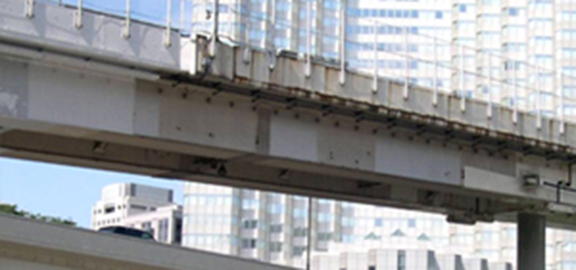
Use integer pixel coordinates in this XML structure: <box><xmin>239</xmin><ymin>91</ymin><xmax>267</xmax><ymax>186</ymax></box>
<box><xmin>75</xmin><ymin>0</ymin><xmax>83</xmax><ymax>29</ymax></box>
<box><xmin>164</xmin><ymin>0</ymin><xmax>173</xmax><ymax>47</ymax></box>
<box><xmin>58</xmin><ymin>0</ymin><xmax>62</xmax><ymax>6</ymax></box>
<box><xmin>512</xmin><ymin>61</ymin><xmax>518</xmax><ymax>124</ymax></box>
<box><xmin>25</xmin><ymin>0</ymin><xmax>34</xmax><ymax>18</ymax></box>
<box><xmin>269</xmin><ymin>0</ymin><xmax>277</xmax><ymax>50</ymax></box>
<box><xmin>123</xmin><ymin>0</ymin><xmax>131</xmax><ymax>38</ymax></box>
<box><xmin>432</xmin><ymin>37</ymin><xmax>438</xmax><ymax>107</ymax></box>
<box><xmin>210</xmin><ymin>0</ymin><xmax>219</xmax><ymax>56</ymax></box>
<box><xmin>306</xmin><ymin>197</ymin><xmax>313</xmax><ymax>270</ymax></box>
<box><xmin>536</xmin><ymin>68</ymin><xmax>542</xmax><ymax>130</ymax></box>
<box><xmin>487</xmin><ymin>53</ymin><xmax>493</xmax><ymax>119</ymax></box>
<box><xmin>517</xmin><ymin>213</ymin><xmax>545</xmax><ymax>270</ymax></box>
<box><xmin>305</xmin><ymin>0</ymin><xmax>312</xmax><ymax>78</ymax></box>
<box><xmin>403</xmin><ymin>26</ymin><xmax>409</xmax><ymax>100</ymax></box>
<box><xmin>339</xmin><ymin>0</ymin><xmax>346</xmax><ymax>85</ymax></box>
<box><xmin>460</xmin><ymin>45</ymin><xmax>466</xmax><ymax>112</ymax></box>
<box><xmin>243</xmin><ymin>14</ymin><xmax>250</xmax><ymax>64</ymax></box>
<box><xmin>560</xmin><ymin>72</ymin><xmax>565</xmax><ymax>134</ymax></box>
<box><xmin>372</xmin><ymin>20</ymin><xmax>378</xmax><ymax>93</ymax></box>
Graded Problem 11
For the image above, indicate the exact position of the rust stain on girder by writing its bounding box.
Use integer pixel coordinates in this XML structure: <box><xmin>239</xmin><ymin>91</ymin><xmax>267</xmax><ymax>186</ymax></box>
<box><xmin>185</xmin><ymin>42</ymin><xmax>575</xmax><ymax>161</ymax></box>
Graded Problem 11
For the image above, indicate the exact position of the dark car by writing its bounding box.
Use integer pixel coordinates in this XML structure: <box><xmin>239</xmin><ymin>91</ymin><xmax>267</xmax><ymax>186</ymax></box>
<box><xmin>98</xmin><ymin>226</ymin><xmax>155</xmax><ymax>241</ymax></box>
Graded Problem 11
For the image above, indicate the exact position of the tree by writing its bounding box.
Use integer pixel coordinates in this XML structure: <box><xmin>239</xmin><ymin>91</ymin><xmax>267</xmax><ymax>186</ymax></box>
<box><xmin>0</xmin><ymin>203</ymin><xmax>76</xmax><ymax>226</ymax></box>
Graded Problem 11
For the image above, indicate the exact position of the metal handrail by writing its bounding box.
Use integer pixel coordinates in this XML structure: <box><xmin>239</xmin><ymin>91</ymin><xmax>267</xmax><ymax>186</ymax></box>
<box><xmin>27</xmin><ymin>0</ymin><xmax>576</xmax><ymax>130</ymax></box>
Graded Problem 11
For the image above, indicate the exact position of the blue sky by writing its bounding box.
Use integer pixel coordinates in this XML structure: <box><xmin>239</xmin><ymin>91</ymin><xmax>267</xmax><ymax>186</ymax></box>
<box><xmin>0</xmin><ymin>0</ymin><xmax>194</xmax><ymax>229</ymax></box>
<box><xmin>0</xmin><ymin>157</ymin><xmax>184</xmax><ymax>228</ymax></box>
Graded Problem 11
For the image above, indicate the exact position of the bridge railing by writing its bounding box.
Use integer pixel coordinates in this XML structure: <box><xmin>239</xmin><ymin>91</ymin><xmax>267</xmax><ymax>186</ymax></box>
<box><xmin>23</xmin><ymin>0</ymin><xmax>576</xmax><ymax>132</ymax></box>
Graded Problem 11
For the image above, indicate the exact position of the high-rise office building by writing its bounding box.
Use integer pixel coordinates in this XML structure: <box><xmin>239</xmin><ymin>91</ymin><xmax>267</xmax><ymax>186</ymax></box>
<box><xmin>188</xmin><ymin>0</ymin><xmax>576</xmax><ymax>118</ymax></box>
<box><xmin>91</xmin><ymin>183</ymin><xmax>183</xmax><ymax>245</ymax></box>
<box><xmin>182</xmin><ymin>182</ymin><xmax>348</xmax><ymax>267</ymax></box>
<box><xmin>183</xmin><ymin>182</ymin><xmax>576</xmax><ymax>269</ymax></box>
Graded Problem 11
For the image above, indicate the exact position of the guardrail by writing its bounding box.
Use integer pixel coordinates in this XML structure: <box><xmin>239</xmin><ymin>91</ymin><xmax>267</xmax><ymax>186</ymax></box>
<box><xmin>22</xmin><ymin>0</ymin><xmax>576</xmax><ymax>133</ymax></box>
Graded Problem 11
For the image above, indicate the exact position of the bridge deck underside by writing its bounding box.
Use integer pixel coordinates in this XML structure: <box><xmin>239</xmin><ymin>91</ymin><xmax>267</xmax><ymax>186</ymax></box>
<box><xmin>0</xmin><ymin>0</ymin><xmax>575</xmax><ymax>228</ymax></box>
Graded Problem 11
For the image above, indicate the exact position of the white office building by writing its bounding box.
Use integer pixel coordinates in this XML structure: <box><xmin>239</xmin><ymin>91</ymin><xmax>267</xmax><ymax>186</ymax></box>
<box><xmin>183</xmin><ymin>182</ymin><xmax>576</xmax><ymax>269</ymax></box>
<box><xmin>187</xmin><ymin>0</ymin><xmax>576</xmax><ymax>119</ymax></box>
<box><xmin>91</xmin><ymin>183</ymin><xmax>183</xmax><ymax>245</ymax></box>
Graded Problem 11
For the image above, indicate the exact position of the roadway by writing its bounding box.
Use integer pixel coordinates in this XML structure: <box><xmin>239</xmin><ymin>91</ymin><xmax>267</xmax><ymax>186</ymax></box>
<box><xmin>0</xmin><ymin>214</ymin><xmax>295</xmax><ymax>270</ymax></box>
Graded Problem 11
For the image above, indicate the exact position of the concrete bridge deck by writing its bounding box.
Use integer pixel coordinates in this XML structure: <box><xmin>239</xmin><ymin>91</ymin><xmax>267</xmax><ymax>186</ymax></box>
<box><xmin>0</xmin><ymin>0</ymin><xmax>574</xmax><ymax>231</ymax></box>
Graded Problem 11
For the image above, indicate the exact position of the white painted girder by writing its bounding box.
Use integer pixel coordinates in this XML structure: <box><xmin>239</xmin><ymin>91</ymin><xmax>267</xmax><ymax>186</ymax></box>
<box><xmin>0</xmin><ymin>0</ymin><xmax>575</xmax><ymax>226</ymax></box>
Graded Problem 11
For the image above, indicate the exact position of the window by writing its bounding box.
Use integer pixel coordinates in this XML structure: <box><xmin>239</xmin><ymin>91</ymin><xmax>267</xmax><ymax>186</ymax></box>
<box><xmin>483</xmin><ymin>0</ymin><xmax>499</xmax><ymax>5</ymax></box>
<box><xmin>104</xmin><ymin>206</ymin><xmax>115</xmax><ymax>214</ymax></box>
<box><xmin>398</xmin><ymin>250</ymin><xmax>406</xmax><ymax>270</ymax></box>
<box><xmin>293</xmin><ymin>208</ymin><xmax>307</xmax><ymax>218</ymax></box>
<box><xmin>375</xmin><ymin>218</ymin><xmax>383</xmax><ymax>227</ymax></box>
<box><xmin>293</xmin><ymin>227</ymin><xmax>308</xmax><ymax>237</ymax></box>
<box><xmin>318</xmin><ymin>232</ymin><xmax>333</xmax><ymax>241</ymax></box>
<box><xmin>341</xmin><ymin>217</ymin><xmax>355</xmax><ymax>226</ymax></box>
<box><xmin>130</xmin><ymin>204</ymin><xmax>147</xmax><ymax>211</ymax></box>
<box><xmin>269</xmin><ymin>242</ymin><xmax>283</xmax><ymax>252</ymax></box>
<box><xmin>479</xmin><ymin>15</ymin><xmax>499</xmax><ymax>26</ymax></box>
<box><xmin>158</xmin><ymin>219</ymin><xmax>169</xmax><ymax>242</ymax></box>
<box><xmin>293</xmin><ymin>246</ymin><xmax>307</xmax><ymax>257</ymax></box>
<box><xmin>318</xmin><ymin>213</ymin><xmax>333</xmax><ymax>222</ymax></box>
<box><xmin>342</xmin><ymin>235</ymin><xmax>354</xmax><ymax>243</ymax></box>
<box><xmin>270</xmin><ymin>224</ymin><xmax>283</xmax><ymax>233</ymax></box>
<box><xmin>458</xmin><ymin>4</ymin><xmax>467</xmax><ymax>12</ymax></box>
<box><xmin>408</xmin><ymin>219</ymin><xmax>416</xmax><ymax>228</ymax></box>
<box><xmin>503</xmin><ymin>42</ymin><xmax>526</xmax><ymax>54</ymax></box>
<box><xmin>435</xmin><ymin>11</ymin><xmax>443</xmax><ymax>19</ymax></box>
<box><xmin>267</xmin><ymin>204</ymin><xmax>284</xmax><ymax>214</ymax></box>
<box><xmin>509</xmin><ymin>7</ymin><xmax>519</xmax><ymax>16</ymax></box>
<box><xmin>241</xmin><ymin>238</ymin><xmax>256</xmax><ymax>249</ymax></box>
<box><xmin>242</xmin><ymin>219</ymin><xmax>258</xmax><ymax>229</ymax></box>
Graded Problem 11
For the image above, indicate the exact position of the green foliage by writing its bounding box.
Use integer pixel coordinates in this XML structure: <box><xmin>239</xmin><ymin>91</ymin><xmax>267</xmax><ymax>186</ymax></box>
<box><xmin>0</xmin><ymin>203</ymin><xmax>76</xmax><ymax>226</ymax></box>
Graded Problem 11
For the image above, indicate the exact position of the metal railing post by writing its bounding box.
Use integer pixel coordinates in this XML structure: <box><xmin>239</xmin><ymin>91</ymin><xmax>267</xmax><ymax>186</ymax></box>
<box><xmin>403</xmin><ymin>26</ymin><xmax>409</xmax><ymax>100</ymax></box>
<box><xmin>164</xmin><ymin>0</ymin><xmax>173</xmax><ymax>47</ymax></box>
<box><xmin>372</xmin><ymin>20</ymin><xmax>378</xmax><ymax>93</ymax></box>
<box><xmin>487</xmin><ymin>53</ymin><xmax>493</xmax><ymax>119</ymax></box>
<box><xmin>460</xmin><ymin>45</ymin><xmax>466</xmax><ymax>112</ymax></box>
<box><xmin>25</xmin><ymin>0</ymin><xmax>34</xmax><ymax>18</ymax></box>
<box><xmin>210</xmin><ymin>0</ymin><xmax>219</xmax><ymax>56</ymax></box>
<box><xmin>243</xmin><ymin>15</ymin><xmax>250</xmax><ymax>63</ymax></box>
<box><xmin>536</xmin><ymin>68</ymin><xmax>542</xmax><ymax>130</ymax></box>
<box><xmin>512</xmin><ymin>61</ymin><xmax>518</xmax><ymax>124</ymax></box>
<box><xmin>123</xmin><ymin>0</ymin><xmax>131</xmax><ymax>38</ymax></box>
<box><xmin>305</xmin><ymin>0</ymin><xmax>312</xmax><ymax>78</ymax></box>
<box><xmin>75</xmin><ymin>0</ymin><xmax>83</xmax><ymax>29</ymax></box>
<box><xmin>560</xmin><ymin>72</ymin><xmax>565</xmax><ymax>134</ymax></box>
<box><xmin>339</xmin><ymin>0</ymin><xmax>346</xmax><ymax>85</ymax></box>
<box><xmin>269</xmin><ymin>0</ymin><xmax>277</xmax><ymax>50</ymax></box>
<box><xmin>432</xmin><ymin>37</ymin><xmax>438</xmax><ymax>107</ymax></box>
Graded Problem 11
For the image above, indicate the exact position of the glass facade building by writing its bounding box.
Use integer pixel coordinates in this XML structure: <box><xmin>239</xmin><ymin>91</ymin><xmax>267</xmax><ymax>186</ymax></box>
<box><xmin>185</xmin><ymin>0</ymin><xmax>576</xmax><ymax>121</ymax></box>
<box><xmin>184</xmin><ymin>182</ymin><xmax>576</xmax><ymax>270</ymax></box>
